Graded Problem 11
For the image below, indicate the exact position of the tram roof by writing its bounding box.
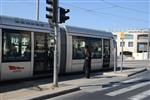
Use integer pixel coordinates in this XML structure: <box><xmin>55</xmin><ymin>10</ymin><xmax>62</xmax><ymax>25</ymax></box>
<box><xmin>0</xmin><ymin>15</ymin><xmax>51</xmax><ymax>33</ymax></box>
<box><xmin>0</xmin><ymin>16</ymin><xmax>113</xmax><ymax>38</ymax></box>
<box><xmin>65</xmin><ymin>25</ymin><xmax>113</xmax><ymax>38</ymax></box>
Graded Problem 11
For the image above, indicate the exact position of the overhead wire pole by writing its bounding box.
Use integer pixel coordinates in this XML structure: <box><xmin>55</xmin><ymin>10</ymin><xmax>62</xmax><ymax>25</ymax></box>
<box><xmin>36</xmin><ymin>0</ymin><xmax>40</xmax><ymax>21</ymax></box>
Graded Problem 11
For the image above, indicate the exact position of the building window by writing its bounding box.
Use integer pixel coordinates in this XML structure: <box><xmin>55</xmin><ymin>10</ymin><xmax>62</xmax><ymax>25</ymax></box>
<box><xmin>2</xmin><ymin>29</ymin><xmax>31</xmax><ymax>62</ymax></box>
<box><xmin>128</xmin><ymin>42</ymin><xmax>133</xmax><ymax>47</ymax></box>
<box><xmin>137</xmin><ymin>43</ymin><xmax>147</xmax><ymax>53</ymax></box>
<box><xmin>124</xmin><ymin>34</ymin><xmax>134</xmax><ymax>39</ymax></box>
<box><xmin>138</xmin><ymin>34</ymin><xmax>148</xmax><ymax>40</ymax></box>
<box><xmin>120</xmin><ymin>41</ymin><xmax>125</xmax><ymax>47</ymax></box>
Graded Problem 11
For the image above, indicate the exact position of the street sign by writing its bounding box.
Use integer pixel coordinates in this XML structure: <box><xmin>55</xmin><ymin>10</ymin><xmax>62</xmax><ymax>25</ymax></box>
<box><xmin>120</xmin><ymin>32</ymin><xmax>124</xmax><ymax>39</ymax></box>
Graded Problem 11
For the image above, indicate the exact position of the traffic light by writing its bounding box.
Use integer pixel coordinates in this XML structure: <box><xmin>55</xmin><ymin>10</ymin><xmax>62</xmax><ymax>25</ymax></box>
<box><xmin>46</xmin><ymin>0</ymin><xmax>57</xmax><ymax>23</ymax></box>
<box><xmin>59</xmin><ymin>7</ymin><xmax>70</xmax><ymax>23</ymax></box>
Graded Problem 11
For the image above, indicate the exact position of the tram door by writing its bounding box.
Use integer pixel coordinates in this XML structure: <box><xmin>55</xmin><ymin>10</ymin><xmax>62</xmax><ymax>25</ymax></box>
<box><xmin>103</xmin><ymin>39</ymin><xmax>110</xmax><ymax>68</ymax></box>
<box><xmin>33</xmin><ymin>33</ymin><xmax>53</xmax><ymax>75</ymax></box>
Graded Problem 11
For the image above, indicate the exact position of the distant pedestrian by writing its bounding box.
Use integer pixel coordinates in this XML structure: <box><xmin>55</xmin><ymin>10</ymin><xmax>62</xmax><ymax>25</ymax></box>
<box><xmin>83</xmin><ymin>45</ymin><xmax>91</xmax><ymax>78</ymax></box>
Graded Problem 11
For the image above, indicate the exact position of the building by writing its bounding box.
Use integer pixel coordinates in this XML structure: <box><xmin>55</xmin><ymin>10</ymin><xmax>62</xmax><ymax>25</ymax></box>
<box><xmin>113</xmin><ymin>29</ymin><xmax>150</xmax><ymax>60</ymax></box>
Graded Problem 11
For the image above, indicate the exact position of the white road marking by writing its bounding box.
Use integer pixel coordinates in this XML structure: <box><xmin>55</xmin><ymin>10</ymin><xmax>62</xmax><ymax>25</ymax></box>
<box><xmin>122</xmin><ymin>78</ymin><xmax>142</xmax><ymax>84</ymax></box>
<box><xmin>106</xmin><ymin>81</ymin><xmax>150</xmax><ymax>96</ymax></box>
<box><xmin>129</xmin><ymin>89</ymin><xmax>150</xmax><ymax>100</ymax></box>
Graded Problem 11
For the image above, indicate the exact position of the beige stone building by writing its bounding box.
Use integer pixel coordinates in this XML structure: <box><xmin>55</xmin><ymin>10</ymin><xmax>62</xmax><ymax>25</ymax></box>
<box><xmin>113</xmin><ymin>29</ymin><xmax>150</xmax><ymax>60</ymax></box>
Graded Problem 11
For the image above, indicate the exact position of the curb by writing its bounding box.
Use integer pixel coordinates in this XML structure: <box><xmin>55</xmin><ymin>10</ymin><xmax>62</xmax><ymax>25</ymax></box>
<box><xmin>128</xmin><ymin>68</ymin><xmax>147</xmax><ymax>77</ymax></box>
<box><xmin>30</xmin><ymin>86</ymin><xmax>80</xmax><ymax>100</ymax></box>
<box><xmin>103</xmin><ymin>68</ymin><xmax>147</xmax><ymax>77</ymax></box>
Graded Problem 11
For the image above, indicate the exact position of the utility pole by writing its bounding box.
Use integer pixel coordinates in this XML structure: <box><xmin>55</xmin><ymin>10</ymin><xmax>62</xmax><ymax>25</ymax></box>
<box><xmin>36</xmin><ymin>0</ymin><xmax>40</xmax><ymax>21</ymax></box>
<box><xmin>46</xmin><ymin>0</ymin><xmax>58</xmax><ymax>87</ymax></box>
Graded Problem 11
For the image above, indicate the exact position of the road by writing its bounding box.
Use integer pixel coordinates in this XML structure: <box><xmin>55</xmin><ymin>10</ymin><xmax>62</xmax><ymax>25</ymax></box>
<box><xmin>47</xmin><ymin>60</ymin><xmax>150</xmax><ymax>100</ymax></box>
<box><xmin>47</xmin><ymin>70</ymin><xmax>150</xmax><ymax>100</ymax></box>
<box><xmin>1</xmin><ymin>60</ymin><xmax>149</xmax><ymax>100</ymax></box>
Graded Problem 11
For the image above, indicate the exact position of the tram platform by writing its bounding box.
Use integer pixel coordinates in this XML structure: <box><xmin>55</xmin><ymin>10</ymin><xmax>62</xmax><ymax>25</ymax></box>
<box><xmin>103</xmin><ymin>68</ymin><xmax>147</xmax><ymax>77</ymax></box>
<box><xmin>0</xmin><ymin>67</ymin><xmax>148</xmax><ymax>100</ymax></box>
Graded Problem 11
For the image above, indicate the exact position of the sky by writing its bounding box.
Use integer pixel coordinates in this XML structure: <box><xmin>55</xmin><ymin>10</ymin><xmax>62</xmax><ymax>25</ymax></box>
<box><xmin>0</xmin><ymin>0</ymin><xmax>150</xmax><ymax>31</ymax></box>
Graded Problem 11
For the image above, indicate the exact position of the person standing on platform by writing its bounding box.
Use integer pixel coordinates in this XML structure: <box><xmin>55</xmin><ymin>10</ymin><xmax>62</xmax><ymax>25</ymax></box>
<box><xmin>83</xmin><ymin>45</ymin><xmax>91</xmax><ymax>78</ymax></box>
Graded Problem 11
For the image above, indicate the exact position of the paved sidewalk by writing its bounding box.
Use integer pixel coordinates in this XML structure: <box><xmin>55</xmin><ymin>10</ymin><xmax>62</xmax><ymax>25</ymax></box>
<box><xmin>1</xmin><ymin>84</ymin><xmax>79</xmax><ymax>100</ymax></box>
<box><xmin>0</xmin><ymin>76</ymin><xmax>105</xmax><ymax>100</ymax></box>
<box><xmin>0</xmin><ymin>68</ymin><xmax>148</xmax><ymax>100</ymax></box>
<box><xmin>1</xmin><ymin>76</ymin><xmax>111</xmax><ymax>100</ymax></box>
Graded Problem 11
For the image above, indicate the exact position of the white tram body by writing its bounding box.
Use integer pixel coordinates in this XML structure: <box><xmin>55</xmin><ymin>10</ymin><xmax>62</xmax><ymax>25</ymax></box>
<box><xmin>0</xmin><ymin>16</ymin><xmax>116</xmax><ymax>81</ymax></box>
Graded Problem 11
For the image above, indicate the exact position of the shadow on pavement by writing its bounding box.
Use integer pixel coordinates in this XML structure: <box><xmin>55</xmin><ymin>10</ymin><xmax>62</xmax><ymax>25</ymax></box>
<box><xmin>0</xmin><ymin>70</ymin><xmax>104</xmax><ymax>93</ymax></box>
<box><xmin>0</xmin><ymin>67</ymin><xmax>138</xmax><ymax>93</ymax></box>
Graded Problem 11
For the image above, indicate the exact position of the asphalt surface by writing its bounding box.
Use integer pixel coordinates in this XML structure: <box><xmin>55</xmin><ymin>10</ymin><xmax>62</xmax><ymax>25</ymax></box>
<box><xmin>47</xmin><ymin>70</ymin><xmax>150</xmax><ymax>100</ymax></box>
<box><xmin>46</xmin><ymin>60</ymin><xmax>150</xmax><ymax>100</ymax></box>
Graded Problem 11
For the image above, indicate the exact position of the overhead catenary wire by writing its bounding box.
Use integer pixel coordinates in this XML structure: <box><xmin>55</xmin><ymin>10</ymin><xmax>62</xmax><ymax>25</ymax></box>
<box><xmin>60</xmin><ymin>2</ymin><xmax>148</xmax><ymax>23</ymax></box>
<box><xmin>100</xmin><ymin>0</ymin><xmax>148</xmax><ymax>14</ymax></box>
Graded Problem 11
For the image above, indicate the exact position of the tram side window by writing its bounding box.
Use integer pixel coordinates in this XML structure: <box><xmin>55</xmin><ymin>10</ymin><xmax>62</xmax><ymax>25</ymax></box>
<box><xmin>90</xmin><ymin>38</ymin><xmax>102</xmax><ymax>59</ymax></box>
<box><xmin>2</xmin><ymin>30</ymin><xmax>31</xmax><ymax>62</ymax></box>
<box><xmin>72</xmin><ymin>36</ymin><xmax>85</xmax><ymax>59</ymax></box>
<box><xmin>72</xmin><ymin>36</ymin><xmax>102</xmax><ymax>59</ymax></box>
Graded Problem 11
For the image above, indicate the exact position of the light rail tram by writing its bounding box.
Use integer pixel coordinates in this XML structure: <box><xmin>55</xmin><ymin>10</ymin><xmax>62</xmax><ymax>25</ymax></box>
<box><xmin>0</xmin><ymin>16</ymin><xmax>117</xmax><ymax>81</ymax></box>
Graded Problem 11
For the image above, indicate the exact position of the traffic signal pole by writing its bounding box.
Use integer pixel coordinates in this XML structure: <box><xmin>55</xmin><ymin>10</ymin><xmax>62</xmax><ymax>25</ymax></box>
<box><xmin>53</xmin><ymin>0</ymin><xmax>58</xmax><ymax>87</ymax></box>
<box><xmin>46</xmin><ymin>0</ymin><xmax>59</xmax><ymax>87</ymax></box>
<box><xmin>46</xmin><ymin>0</ymin><xmax>70</xmax><ymax>87</ymax></box>
<box><xmin>53</xmin><ymin>22</ymin><xmax>59</xmax><ymax>87</ymax></box>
